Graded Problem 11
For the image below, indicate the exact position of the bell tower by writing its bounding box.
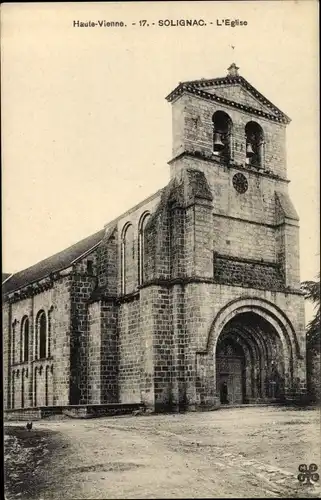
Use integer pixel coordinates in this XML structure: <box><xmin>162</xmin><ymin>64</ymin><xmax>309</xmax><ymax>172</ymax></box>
<box><xmin>167</xmin><ymin>63</ymin><xmax>290</xmax><ymax>178</ymax></box>
<box><xmin>167</xmin><ymin>63</ymin><xmax>289</xmax><ymax>180</ymax></box>
<box><xmin>166</xmin><ymin>64</ymin><xmax>301</xmax><ymax>289</ymax></box>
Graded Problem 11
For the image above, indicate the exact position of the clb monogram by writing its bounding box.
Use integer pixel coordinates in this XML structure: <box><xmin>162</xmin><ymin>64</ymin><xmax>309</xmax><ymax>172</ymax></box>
<box><xmin>298</xmin><ymin>464</ymin><xmax>319</xmax><ymax>485</ymax></box>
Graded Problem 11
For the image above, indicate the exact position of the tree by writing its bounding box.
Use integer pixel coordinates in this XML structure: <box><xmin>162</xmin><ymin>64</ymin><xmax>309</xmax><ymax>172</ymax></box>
<box><xmin>301</xmin><ymin>272</ymin><xmax>320</xmax><ymax>349</ymax></box>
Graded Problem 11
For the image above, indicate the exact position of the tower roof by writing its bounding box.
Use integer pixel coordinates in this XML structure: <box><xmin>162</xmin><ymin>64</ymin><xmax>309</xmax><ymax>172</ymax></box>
<box><xmin>166</xmin><ymin>64</ymin><xmax>291</xmax><ymax>125</ymax></box>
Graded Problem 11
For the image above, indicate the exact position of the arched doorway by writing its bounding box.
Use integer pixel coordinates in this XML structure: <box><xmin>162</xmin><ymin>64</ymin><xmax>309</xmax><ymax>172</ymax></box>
<box><xmin>215</xmin><ymin>312</ymin><xmax>286</xmax><ymax>404</ymax></box>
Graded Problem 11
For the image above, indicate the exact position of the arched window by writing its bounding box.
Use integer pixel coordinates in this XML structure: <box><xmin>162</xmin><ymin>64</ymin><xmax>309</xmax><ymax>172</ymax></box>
<box><xmin>245</xmin><ymin>121</ymin><xmax>264</xmax><ymax>168</ymax></box>
<box><xmin>138</xmin><ymin>212</ymin><xmax>151</xmax><ymax>286</ymax></box>
<box><xmin>37</xmin><ymin>311</ymin><xmax>47</xmax><ymax>359</ymax></box>
<box><xmin>12</xmin><ymin>321</ymin><xmax>16</xmax><ymax>365</ymax></box>
<box><xmin>21</xmin><ymin>317</ymin><xmax>29</xmax><ymax>363</ymax></box>
<box><xmin>212</xmin><ymin>111</ymin><xmax>233</xmax><ymax>162</ymax></box>
<box><xmin>47</xmin><ymin>306</ymin><xmax>53</xmax><ymax>359</ymax></box>
<box><xmin>87</xmin><ymin>259</ymin><xmax>94</xmax><ymax>275</ymax></box>
<box><xmin>121</xmin><ymin>223</ymin><xmax>135</xmax><ymax>294</ymax></box>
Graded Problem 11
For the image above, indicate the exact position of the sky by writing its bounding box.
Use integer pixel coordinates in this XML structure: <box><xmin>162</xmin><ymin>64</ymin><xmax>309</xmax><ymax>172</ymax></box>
<box><xmin>1</xmin><ymin>1</ymin><xmax>319</xmax><ymax>319</ymax></box>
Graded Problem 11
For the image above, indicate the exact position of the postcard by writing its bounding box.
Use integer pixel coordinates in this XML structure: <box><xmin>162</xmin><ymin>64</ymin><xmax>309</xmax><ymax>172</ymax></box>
<box><xmin>2</xmin><ymin>2</ymin><xmax>320</xmax><ymax>499</ymax></box>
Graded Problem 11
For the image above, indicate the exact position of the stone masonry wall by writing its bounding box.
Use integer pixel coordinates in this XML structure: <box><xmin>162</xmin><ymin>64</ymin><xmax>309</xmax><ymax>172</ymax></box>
<box><xmin>172</xmin><ymin>155</ymin><xmax>285</xmax><ymax>227</ymax></box>
<box><xmin>170</xmin><ymin>156</ymin><xmax>300</xmax><ymax>293</ymax></box>
<box><xmin>169</xmin><ymin>206</ymin><xmax>185</xmax><ymax>277</ymax></box>
<box><xmin>70</xmin><ymin>266</ymin><xmax>97</xmax><ymax>404</ymax></box>
<box><xmin>152</xmin><ymin>286</ymin><xmax>172</xmax><ymax>409</ymax></box>
<box><xmin>3</xmin><ymin>302</ymin><xmax>11</xmax><ymax>410</ymax></box>
<box><xmin>100</xmin><ymin>301</ymin><xmax>118</xmax><ymax>403</ymax></box>
<box><xmin>4</xmin><ymin>277</ymin><xmax>72</xmax><ymax>410</ymax></box>
<box><xmin>170</xmin><ymin>284</ymin><xmax>187</xmax><ymax>408</ymax></box>
<box><xmin>118</xmin><ymin>299</ymin><xmax>141</xmax><ymax>403</ymax></box>
<box><xmin>213</xmin><ymin>216</ymin><xmax>276</xmax><ymax>262</ymax></box>
<box><xmin>87</xmin><ymin>300</ymin><xmax>119</xmax><ymax>405</ymax></box>
<box><xmin>96</xmin><ymin>227</ymin><xmax>118</xmax><ymax>294</ymax></box>
<box><xmin>214</xmin><ymin>254</ymin><xmax>284</xmax><ymax>290</ymax></box>
<box><xmin>206</xmin><ymin>84</ymin><xmax>275</xmax><ymax>114</ymax></box>
<box><xmin>9</xmin><ymin>296</ymin><xmax>33</xmax><ymax>408</ymax></box>
<box><xmin>139</xmin><ymin>287</ymin><xmax>155</xmax><ymax>408</ymax></box>
<box><xmin>88</xmin><ymin>302</ymin><xmax>102</xmax><ymax>404</ymax></box>
<box><xmin>51</xmin><ymin>278</ymin><xmax>72</xmax><ymax>406</ymax></box>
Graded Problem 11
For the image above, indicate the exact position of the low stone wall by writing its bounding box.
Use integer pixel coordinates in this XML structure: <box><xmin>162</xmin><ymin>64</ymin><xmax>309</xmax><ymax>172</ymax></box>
<box><xmin>60</xmin><ymin>403</ymin><xmax>144</xmax><ymax>418</ymax></box>
<box><xmin>4</xmin><ymin>403</ymin><xmax>144</xmax><ymax>421</ymax></box>
<box><xmin>4</xmin><ymin>408</ymin><xmax>42</xmax><ymax>421</ymax></box>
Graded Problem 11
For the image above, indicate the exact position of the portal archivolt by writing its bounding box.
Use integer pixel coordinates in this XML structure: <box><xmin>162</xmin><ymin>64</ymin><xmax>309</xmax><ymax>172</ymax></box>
<box><xmin>216</xmin><ymin>312</ymin><xmax>287</xmax><ymax>404</ymax></box>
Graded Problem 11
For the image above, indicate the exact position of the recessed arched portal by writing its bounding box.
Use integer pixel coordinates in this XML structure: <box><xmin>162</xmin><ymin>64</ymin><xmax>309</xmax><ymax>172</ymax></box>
<box><xmin>215</xmin><ymin>312</ymin><xmax>286</xmax><ymax>404</ymax></box>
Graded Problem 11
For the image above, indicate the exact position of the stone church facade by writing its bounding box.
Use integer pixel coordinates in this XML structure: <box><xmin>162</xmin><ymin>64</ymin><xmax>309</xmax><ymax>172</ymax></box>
<box><xmin>3</xmin><ymin>64</ymin><xmax>307</xmax><ymax>414</ymax></box>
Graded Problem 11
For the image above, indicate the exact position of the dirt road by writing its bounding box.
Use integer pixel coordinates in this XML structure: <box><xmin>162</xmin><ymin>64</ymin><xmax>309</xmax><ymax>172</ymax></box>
<box><xmin>4</xmin><ymin>407</ymin><xmax>321</xmax><ymax>499</ymax></box>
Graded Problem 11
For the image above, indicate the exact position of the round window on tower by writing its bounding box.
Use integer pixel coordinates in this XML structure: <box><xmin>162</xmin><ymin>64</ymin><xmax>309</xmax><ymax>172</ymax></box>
<box><xmin>232</xmin><ymin>173</ymin><xmax>248</xmax><ymax>194</ymax></box>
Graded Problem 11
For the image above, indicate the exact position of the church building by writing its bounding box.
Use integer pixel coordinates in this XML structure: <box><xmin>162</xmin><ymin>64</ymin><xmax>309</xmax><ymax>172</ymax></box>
<box><xmin>2</xmin><ymin>64</ymin><xmax>307</xmax><ymax>415</ymax></box>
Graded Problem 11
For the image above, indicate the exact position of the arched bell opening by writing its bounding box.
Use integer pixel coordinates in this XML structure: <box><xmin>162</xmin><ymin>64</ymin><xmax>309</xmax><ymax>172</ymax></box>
<box><xmin>212</xmin><ymin>111</ymin><xmax>233</xmax><ymax>163</ymax></box>
<box><xmin>215</xmin><ymin>312</ymin><xmax>286</xmax><ymax>405</ymax></box>
<box><xmin>245</xmin><ymin>121</ymin><xmax>264</xmax><ymax>168</ymax></box>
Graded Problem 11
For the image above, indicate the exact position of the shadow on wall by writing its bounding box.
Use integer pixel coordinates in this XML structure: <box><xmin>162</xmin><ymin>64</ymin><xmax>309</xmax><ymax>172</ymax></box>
<box><xmin>70</xmin><ymin>375</ymin><xmax>81</xmax><ymax>405</ymax></box>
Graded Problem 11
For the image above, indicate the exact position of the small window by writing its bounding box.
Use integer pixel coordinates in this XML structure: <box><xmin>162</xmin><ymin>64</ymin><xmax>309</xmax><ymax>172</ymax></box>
<box><xmin>87</xmin><ymin>260</ymin><xmax>93</xmax><ymax>275</ymax></box>
<box><xmin>21</xmin><ymin>317</ymin><xmax>29</xmax><ymax>362</ymax></box>
<box><xmin>38</xmin><ymin>311</ymin><xmax>47</xmax><ymax>359</ymax></box>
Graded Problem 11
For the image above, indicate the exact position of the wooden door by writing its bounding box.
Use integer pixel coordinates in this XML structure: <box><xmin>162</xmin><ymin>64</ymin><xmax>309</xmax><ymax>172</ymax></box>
<box><xmin>217</xmin><ymin>356</ymin><xmax>243</xmax><ymax>404</ymax></box>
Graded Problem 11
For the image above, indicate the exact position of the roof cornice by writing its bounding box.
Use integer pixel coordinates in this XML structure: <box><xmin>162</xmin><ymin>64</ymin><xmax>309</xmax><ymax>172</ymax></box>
<box><xmin>168</xmin><ymin>150</ymin><xmax>290</xmax><ymax>183</ymax></box>
<box><xmin>166</xmin><ymin>75</ymin><xmax>291</xmax><ymax>125</ymax></box>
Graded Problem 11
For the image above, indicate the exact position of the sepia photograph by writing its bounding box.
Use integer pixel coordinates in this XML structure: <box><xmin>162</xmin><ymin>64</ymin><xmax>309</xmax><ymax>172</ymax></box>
<box><xmin>1</xmin><ymin>1</ymin><xmax>320</xmax><ymax>498</ymax></box>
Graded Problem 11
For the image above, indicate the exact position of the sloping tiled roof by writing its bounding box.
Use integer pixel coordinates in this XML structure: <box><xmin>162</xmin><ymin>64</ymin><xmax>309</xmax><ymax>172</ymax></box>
<box><xmin>166</xmin><ymin>74</ymin><xmax>291</xmax><ymax>124</ymax></box>
<box><xmin>2</xmin><ymin>228</ymin><xmax>105</xmax><ymax>296</ymax></box>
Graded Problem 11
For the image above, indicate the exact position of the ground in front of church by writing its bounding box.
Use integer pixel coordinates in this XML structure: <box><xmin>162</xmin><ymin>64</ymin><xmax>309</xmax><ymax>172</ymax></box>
<box><xmin>4</xmin><ymin>406</ymin><xmax>321</xmax><ymax>499</ymax></box>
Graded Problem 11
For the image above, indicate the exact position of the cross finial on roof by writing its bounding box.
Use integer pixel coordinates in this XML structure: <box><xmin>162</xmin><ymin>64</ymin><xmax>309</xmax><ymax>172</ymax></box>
<box><xmin>227</xmin><ymin>63</ymin><xmax>239</xmax><ymax>77</ymax></box>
